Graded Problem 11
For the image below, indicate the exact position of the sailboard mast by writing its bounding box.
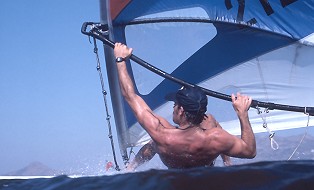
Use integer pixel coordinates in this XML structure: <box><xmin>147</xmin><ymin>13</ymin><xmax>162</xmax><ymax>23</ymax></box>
<box><xmin>98</xmin><ymin>0</ymin><xmax>130</xmax><ymax>164</ymax></box>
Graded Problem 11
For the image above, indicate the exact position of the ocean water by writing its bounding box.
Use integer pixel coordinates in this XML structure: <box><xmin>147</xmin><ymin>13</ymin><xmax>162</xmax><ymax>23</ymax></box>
<box><xmin>1</xmin><ymin>160</ymin><xmax>314</xmax><ymax>190</ymax></box>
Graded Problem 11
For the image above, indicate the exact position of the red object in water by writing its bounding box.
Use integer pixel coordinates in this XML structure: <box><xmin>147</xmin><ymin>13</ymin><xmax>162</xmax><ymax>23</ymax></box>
<box><xmin>105</xmin><ymin>161</ymin><xmax>113</xmax><ymax>171</ymax></box>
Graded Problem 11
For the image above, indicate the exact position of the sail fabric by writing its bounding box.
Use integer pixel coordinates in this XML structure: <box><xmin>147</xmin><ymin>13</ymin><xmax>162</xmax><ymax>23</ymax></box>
<box><xmin>100</xmin><ymin>0</ymin><xmax>314</xmax><ymax>156</ymax></box>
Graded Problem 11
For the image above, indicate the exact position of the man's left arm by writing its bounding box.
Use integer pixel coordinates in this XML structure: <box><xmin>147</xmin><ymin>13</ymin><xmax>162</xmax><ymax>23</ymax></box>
<box><xmin>126</xmin><ymin>140</ymin><xmax>156</xmax><ymax>171</ymax></box>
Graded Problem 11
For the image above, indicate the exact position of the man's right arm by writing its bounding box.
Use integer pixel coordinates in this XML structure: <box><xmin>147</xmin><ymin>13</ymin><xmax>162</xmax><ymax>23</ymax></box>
<box><xmin>220</xmin><ymin>154</ymin><xmax>232</xmax><ymax>166</ymax></box>
<box><xmin>219</xmin><ymin>93</ymin><xmax>256</xmax><ymax>158</ymax></box>
<box><xmin>215</xmin><ymin>121</ymin><xmax>232</xmax><ymax>166</ymax></box>
<box><xmin>232</xmin><ymin>93</ymin><xmax>256</xmax><ymax>158</ymax></box>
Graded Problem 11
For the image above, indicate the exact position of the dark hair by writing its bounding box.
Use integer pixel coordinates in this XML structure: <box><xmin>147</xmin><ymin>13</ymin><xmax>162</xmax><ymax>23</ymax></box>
<box><xmin>184</xmin><ymin>109</ymin><xmax>207</xmax><ymax>125</ymax></box>
<box><xmin>166</xmin><ymin>86</ymin><xmax>208</xmax><ymax>125</ymax></box>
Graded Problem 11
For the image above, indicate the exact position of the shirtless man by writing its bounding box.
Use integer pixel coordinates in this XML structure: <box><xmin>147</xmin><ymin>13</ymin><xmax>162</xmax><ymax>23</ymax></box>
<box><xmin>126</xmin><ymin>113</ymin><xmax>232</xmax><ymax>171</ymax></box>
<box><xmin>114</xmin><ymin>43</ymin><xmax>256</xmax><ymax>169</ymax></box>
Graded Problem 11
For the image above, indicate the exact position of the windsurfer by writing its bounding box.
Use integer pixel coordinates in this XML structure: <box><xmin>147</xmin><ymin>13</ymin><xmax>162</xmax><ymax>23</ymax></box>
<box><xmin>114</xmin><ymin>42</ymin><xmax>256</xmax><ymax>169</ymax></box>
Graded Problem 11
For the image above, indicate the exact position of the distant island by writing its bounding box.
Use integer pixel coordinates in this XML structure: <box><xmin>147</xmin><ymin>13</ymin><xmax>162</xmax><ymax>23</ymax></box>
<box><xmin>4</xmin><ymin>161</ymin><xmax>62</xmax><ymax>176</ymax></box>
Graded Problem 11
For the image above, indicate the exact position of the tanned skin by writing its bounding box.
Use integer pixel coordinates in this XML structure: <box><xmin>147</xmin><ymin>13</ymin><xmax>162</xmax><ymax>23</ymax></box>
<box><xmin>126</xmin><ymin>117</ymin><xmax>232</xmax><ymax>171</ymax></box>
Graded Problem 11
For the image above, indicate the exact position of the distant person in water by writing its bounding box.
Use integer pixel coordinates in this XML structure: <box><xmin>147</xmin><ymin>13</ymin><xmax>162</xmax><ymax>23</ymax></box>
<box><xmin>105</xmin><ymin>160</ymin><xmax>114</xmax><ymax>171</ymax></box>
<box><xmin>114</xmin><ymin>42</ymin><xmax>256</xmax><ymax>169</ymax></box>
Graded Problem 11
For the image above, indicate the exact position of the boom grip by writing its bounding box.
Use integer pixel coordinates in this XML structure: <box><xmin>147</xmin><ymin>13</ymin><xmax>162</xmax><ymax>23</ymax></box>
<box><xmin>81</xmin><ymin>22</ymin><xmax>115</xmax><ymax>48</ymax></box>
<box><xmin>81</xmin><ymin>22</ymin><xmax>94</xmax><ymax>35</ymax></box>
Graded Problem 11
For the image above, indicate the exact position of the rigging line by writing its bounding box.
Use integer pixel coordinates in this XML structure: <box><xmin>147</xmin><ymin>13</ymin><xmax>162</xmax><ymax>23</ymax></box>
<box><xmin>256</xmin><ymin>57</ymin><xmax>269</xmax><ymax>101</ymax></box>
<box><xmin>289</xmin><ymin>44</ymin><xmax>300</xmax><ymax>84</ymax></box>
<box><xmin>125</xmin><ymin>147</ymin><xmax>135</xmax><ymax>166</ymax></box>
<box><xmin>256</xmin><ymin>107</ymin><xmax>279</xmax><ymax>150</ymax></box>
<box><xmin>255</xmin><ymin>57</ymin><xmax>280</xmax><ymax>150</ymax></box>
<box><xmin>92</xmin><ymin>37</ymin><xmax>121</xmax><ymax>171</ymax></box>
<box><xmin>81</xmin><ymin>22</ymin><xmax>314</xmax><ymax>116</ymax></box>
<box><xmin>287</xmin><ymin>113</ymin><xmax>310</xmax><ymax>160</ymax></box>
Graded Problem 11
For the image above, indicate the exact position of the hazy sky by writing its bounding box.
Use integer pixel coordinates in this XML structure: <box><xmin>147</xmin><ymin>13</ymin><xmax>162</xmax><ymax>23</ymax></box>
<box><xmin>0</xmin><ymin>0</ymin><xmax>122</xmax><ymax>174</ymax></box>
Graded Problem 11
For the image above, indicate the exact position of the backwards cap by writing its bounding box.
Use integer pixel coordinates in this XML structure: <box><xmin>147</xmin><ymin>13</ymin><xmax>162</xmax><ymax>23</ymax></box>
<box><xmin>165</xmin><ymin>86</ymin><xmax>208</xmax><ymax>115</ymax></box>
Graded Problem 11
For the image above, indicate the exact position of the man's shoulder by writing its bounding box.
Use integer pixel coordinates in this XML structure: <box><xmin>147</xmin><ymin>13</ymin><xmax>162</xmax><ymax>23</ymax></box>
<box><xmin>201</xmin><ymin>114</ymin><xmax>218</xmax><ymax>128</ymax></box>
<box><xmin>154</xmin><ymin>115</ymin><xmax>177</xmax><ymax>129</ymax></box>
<box><xmin>205</xmin><ymin>113</ymin><xmax>215</xmax><ymax>120</ymax></box>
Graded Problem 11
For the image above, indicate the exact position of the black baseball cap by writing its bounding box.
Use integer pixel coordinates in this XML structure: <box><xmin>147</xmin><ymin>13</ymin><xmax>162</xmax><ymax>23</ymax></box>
<box><xmin>165</xmin><ymin>86</ymin><xmax>208</xmax><ymax>115</ymax></box>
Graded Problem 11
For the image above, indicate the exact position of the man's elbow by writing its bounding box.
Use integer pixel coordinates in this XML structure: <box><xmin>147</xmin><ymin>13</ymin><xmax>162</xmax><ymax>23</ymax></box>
<box><xmin>247</xmin><ymin>150</ymin><xmax>257</xmax><ymax>159</ymax></box>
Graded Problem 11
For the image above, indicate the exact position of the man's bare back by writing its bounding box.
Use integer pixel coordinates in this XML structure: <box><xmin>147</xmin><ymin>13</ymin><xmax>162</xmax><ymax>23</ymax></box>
<box><xmin>126</xmin><ymin>114</ymin><xmax>232</xmax><ymax>171</ymax></box>
<box><xmin>152</xmin><ymin>114</ymin><xmax>229</xmax><ymax>168</ymax></box>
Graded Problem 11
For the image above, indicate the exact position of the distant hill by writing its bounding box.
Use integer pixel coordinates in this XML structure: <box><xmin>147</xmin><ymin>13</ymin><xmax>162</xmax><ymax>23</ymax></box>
<box><xmin>230</xmin><ymin>133</ymin><xmax>314</xmax><ymax>165</ymax></box>
<box><xmin>5</xmin><ymin>161</ymin><xmax>62</xmax><ymax>176</ymax></box>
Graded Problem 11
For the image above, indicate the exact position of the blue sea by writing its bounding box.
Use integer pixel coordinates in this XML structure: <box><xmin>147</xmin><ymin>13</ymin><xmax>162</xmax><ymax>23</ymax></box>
<box><xmin>1</xmin><ymin>160</ymin><xmax>314</xmax><ymax>190</ymax></box>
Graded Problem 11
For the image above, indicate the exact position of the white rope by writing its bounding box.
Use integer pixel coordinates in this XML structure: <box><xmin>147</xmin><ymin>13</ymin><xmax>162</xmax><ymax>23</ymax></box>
<box><xmin>287</xmin><ymin>113</ymin><xmax>310</xmax><ymax>160</ymax></box>
<box><xmin>270</xmin><ymin>135</ymin><xmax>279</xmax><ymax>150</ymax></box>
<box><xmin>256</xmin><ymin>106</ymin><xmax>279</xmax><ymax>150</ymax></box>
